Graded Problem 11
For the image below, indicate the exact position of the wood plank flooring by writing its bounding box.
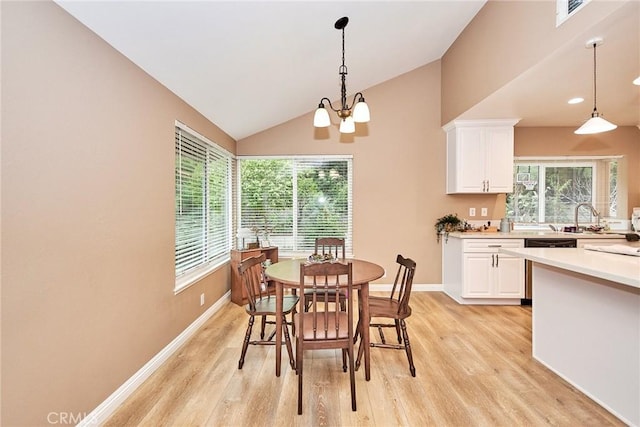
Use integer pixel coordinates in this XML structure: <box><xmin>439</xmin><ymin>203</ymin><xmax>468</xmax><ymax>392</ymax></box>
<box><xmin>104</xmin><ymin>292</ymin><xmax>624</xmax><ymax>426</ymax></box>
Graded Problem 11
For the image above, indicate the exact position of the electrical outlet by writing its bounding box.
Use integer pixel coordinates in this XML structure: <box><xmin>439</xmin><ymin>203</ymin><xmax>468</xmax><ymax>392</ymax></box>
<box><xmin>200</xmin><ymin>293</ymin><xmax>205</xmax><ymax>306</ymax></box>
<box><xmin>481</xmin><ymin>208</ymin><xmax>488</xmax><ymax>217</ymax></box>
<box><xmin>469</xmin><ymin>207</ymin><xmax>476</xmax><ymax>217</ymax></box>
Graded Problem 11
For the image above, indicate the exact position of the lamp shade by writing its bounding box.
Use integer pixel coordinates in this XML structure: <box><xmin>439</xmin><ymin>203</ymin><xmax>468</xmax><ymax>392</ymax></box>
<box><xmin>352</xmin><ymin>101</ymin><xmax>370</xmax><ymax>123</ymax></box>
<box><xmin>339</xmin><ymin>116</ymin><xmax>355</xmax><ymax>133</ymax></box>
<box><xmin>313</xmin><ymin>106</ymin><xmax>331</xmax><ymax>127</ymax></box>
<box><xmin>574</xmin><ymin>115</ymin><xmax>617</xmax><ymax>134</ymax></box>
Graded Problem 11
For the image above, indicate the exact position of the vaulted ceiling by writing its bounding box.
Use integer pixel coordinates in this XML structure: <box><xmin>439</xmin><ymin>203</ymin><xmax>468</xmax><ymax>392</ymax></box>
<box><xmin>56</xmin><ymin>1</ymin><xmax>638</xmax><ymax>140</ymax></box>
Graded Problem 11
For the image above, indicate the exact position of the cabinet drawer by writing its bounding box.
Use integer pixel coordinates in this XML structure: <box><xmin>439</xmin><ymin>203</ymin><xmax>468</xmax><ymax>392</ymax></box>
<box><xmin>463</xmin><ymin>239</ymin><xmax>524</xmax><ymax>252</ymax></box>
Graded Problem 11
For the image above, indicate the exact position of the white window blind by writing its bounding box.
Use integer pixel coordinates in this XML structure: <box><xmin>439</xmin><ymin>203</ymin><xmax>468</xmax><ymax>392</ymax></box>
<box><xmin>238</xmin><ymin>156</ymin><xmax>353</xmax><ymax>256</ymax></box>
<box><xmin>175</xmin><ymin>123</ymin><xmax>233</xmax><ymax>282</ymax></box>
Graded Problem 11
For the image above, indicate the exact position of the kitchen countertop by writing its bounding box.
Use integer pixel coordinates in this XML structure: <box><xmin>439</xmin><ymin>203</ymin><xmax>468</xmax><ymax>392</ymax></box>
<box><xmin>446</xmin><ymin>230</ymin><xmax>637</xmax><ymax>239</ymax></box>
<box><xmin>499</xmin><ymin>247</ymin><xmax>640</xmax><ymax>288</ymax></box>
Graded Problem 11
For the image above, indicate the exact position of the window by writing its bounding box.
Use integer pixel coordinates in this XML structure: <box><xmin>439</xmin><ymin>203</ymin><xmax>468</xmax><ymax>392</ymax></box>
<box><xmin>237</xmin><ymin>156</ymin><xmax>353</xmax><ymax>256</ymax></box>
<box><xmin>507</xmin><ymin>156</ymin><xmax>621</xmax><ymax>226</ymax></box>
<box><xmin>175</xmin><ymin>122</ymin><xmax>233</xmax><ymax>290</ymax></box>
<box><xmin>556</xmin><ymin>0</ymin><xmax>589</xmax><ymax>26</ymax></box>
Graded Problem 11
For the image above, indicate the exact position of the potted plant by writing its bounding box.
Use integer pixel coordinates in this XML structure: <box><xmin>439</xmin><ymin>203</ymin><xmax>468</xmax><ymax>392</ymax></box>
<box><xmin>434</xmin><ymin>213</ymin><xmax>464</xmax><ymax>243</ymax></box>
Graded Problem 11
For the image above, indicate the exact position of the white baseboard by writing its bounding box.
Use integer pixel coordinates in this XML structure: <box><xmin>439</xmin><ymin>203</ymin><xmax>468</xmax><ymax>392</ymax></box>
<box><xmin>369</xmin><ymin>283</ymin><xmax>443</xmax><ymax>292</ymax></box>
<box><xmin>78</xmin><ymin>291</ymin><xmax>231</xmax><ymax>427</ymax></box>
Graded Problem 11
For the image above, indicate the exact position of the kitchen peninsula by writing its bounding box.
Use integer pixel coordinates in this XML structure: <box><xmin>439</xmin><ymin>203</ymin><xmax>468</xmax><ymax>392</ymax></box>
<box><xmin>500</xmin><ymin>246</ymin><xmax>639</xmax><ymax>427</ymax></box>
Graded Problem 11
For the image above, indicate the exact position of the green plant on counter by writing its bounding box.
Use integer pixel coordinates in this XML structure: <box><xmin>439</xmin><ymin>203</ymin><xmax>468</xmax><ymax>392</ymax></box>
<box><xmin>435</xmin><ymin>213</ymin><xmax>464</xmax><ymax>243</ymax></box>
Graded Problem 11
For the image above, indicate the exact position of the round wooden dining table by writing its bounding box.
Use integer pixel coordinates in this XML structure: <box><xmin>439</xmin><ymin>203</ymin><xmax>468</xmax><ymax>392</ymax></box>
<box><xmin>265</xmin><ymin>258</ymin><xmax>385</xmax><ymax>381</ymax></box>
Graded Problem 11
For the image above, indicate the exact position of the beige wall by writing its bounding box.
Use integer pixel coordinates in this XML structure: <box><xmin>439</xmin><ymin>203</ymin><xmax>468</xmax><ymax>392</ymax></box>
<box><xmin>1</xmin><ymin>2</ymin><xmax>235</xmax><ymax>425</ymax></box>
<box><xmin>441</xmin><ymin>0</ymin><xmax>628</xmax><ymax>125</ymax></box>
<box><xmin>239</xmin><ymin>62</ymin><xmax>507</xmax><ymax>286</ymax></box>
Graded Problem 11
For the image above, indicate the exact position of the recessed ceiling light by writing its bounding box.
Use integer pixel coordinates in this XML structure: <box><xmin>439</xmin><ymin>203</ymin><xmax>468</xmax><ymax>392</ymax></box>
<box><xmin>568</xmin><ymin>97</ymin><xmax>584</xmax><ymax>104</ymax></box>
<box><xmin>633</xmin><ymin>76</ymin><xmax>640</xmax><ymax>85</ymax></box>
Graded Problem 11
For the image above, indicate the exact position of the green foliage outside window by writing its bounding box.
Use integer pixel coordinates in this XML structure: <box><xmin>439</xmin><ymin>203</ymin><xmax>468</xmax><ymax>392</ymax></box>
<box><xmin>507</xmin><ymin>158</ymin><xmax>619</xmax><ymax>225</ymax></box>
<box><xmin>239</xmin><ymin>158</ymin><xmax>351</xmax><ymax>254</ymax></box>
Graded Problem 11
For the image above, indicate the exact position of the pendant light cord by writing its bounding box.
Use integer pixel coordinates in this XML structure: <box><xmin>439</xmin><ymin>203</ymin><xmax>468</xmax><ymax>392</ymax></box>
<box><xmin>592</xmin><ymin>42</ymin><xmax>598</xmax><ymax>114</ymax></box>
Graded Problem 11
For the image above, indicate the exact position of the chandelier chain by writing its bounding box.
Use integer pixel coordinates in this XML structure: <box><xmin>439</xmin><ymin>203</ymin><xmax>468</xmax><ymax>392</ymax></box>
<box><xmin>340</xmin><ymin>26</ymin><xmax>348</xmax><ymax>112</ymax></box>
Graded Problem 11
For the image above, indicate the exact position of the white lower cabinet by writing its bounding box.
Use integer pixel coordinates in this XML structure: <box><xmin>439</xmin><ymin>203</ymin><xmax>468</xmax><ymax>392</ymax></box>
<box><xmin>443</xmin><ymin>237</ymin><xmax>524</xmax><ymax>305</ymax></box>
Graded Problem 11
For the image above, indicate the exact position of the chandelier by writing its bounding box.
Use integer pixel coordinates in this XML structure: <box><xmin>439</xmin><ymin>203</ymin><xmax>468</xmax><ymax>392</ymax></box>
<box><xmin>574</xmin><ymin>38</ymin><xmax>617</xmax><ymax>134</ymax></box>
<box><xmin>313</xmin><ymin>17</ymin><xmax>370</xmax><ymax>134</ymax></box>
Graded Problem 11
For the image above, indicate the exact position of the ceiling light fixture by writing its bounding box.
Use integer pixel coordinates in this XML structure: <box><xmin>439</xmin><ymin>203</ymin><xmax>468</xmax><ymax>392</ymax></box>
<box><xmin>633</xmin><ymin>76</ymin><xmax>640</xmax><ymax>86</ymax></box>
<box><xmin>313</xmin><ymin>17</ymin><xmax>370</xmax><ymax>134</ymax></box>
<box><xmin>575</xmin><ymin>38</ymin><xmax>617</xmax><ymax>135</ymax></box>
<box><xmin>568</xmin><ymin>97</ymin><xmax>584</xmax><ymax>104</ymax></box>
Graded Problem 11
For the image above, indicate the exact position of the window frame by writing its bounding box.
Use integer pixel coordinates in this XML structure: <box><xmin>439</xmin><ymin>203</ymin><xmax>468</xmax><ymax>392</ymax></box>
<box><xmin>508</xmin><ymin>155</ymin><xmax>622</xmax><ymax>228</ymax></box>
<box><xmin>174</xmin><ymin>121</ymin><xmax>234</xmax><ymax>293</ymax></box>
<box><xmin>556</xmin><ymin>0</ymin><xmax>590</xmax><ymax>27</ymax></box>
<box><xmin>236</xmin><ymin>155</ymin><xmax>354</xmax><ymax>258</ymax></box>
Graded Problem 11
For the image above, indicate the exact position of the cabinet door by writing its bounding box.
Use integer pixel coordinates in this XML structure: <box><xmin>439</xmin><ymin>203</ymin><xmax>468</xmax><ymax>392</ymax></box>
<box><xmin>462</xmin><ymin>253</ymin><xmax>493</xmax><ymax>297</ymax></box>
<box><xmin>456</xmin><ymin>127</ymin><xmax>486</xmax><ymax>193</ymax></box>
<box><xmin>494</xmin><ymin>253</ymin><xmax>524</xmax><ymax>297</ymax></box>
<box><xmin>485</xmin><ymin>127</ymin><xmax>514</xmax><ymax>193</ymax></box>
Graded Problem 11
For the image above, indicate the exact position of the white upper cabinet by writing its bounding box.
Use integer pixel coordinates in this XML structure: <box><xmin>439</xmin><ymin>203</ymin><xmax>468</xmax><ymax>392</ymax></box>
<box><xmin>444</xmin><ymin>119</ymin><xmax>520</xmax><ymax>194</ymax></box>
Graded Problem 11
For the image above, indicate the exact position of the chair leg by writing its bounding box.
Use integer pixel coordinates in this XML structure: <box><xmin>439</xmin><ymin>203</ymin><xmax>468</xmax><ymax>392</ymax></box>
<box><xmin>260</xmin><ymin>315</ymin><xmax>267</xmax><ymax>340</ymax></box>
<box><xmin>401</xmin><ymin>319</ymin><xmax>416</xmax><ymax>377</ymax></box>
<box><xmin>395</xmin><ymin>319</ymin><xmax>402</xmax><ymax>344</ymax></box>
<box><xmin>283</xmin><ymin>315</ymin><xmax>295</xmax><ymax>370</ymax></box>
<box><xmin>353</xmin><ymin>317</ymin><xmax>361</xmax><ymax>344</ymax></box>
<box><xmin>378</xmin><ymin>325</ymin><xmax>386</xmax><ymax>344</ymax></box>
<box><xmin>296</xmin><ymin>330</ymin><xmax>302</xmax><ymax>376</ymax></box>
<box><xmin>355</xmin><ymin>331</ymin><xmax>365</xmax><ymax>371</ymax></box>
<box><xmin>238</xmin><ymin>315</ymin><xmax>255</xmax><ymax>369</ymax></box>
<box><xmin>290</xmin><ymin>309</ymin><xmax>296</xmax><ymax>337</ymax></box>
<box><xmin>297</xmin><ymin>346</ymin><xmax>304</xmax><ymax>414</ymax></box>
<box><xmin>348</xmin><ymin>343</ymin><xmax>356</xmax><ymax>411</ymax></box>
<box><xmin>342</xmin><ymin>349</ymin><xmax>347</xmax><ymax>372</ymax></box>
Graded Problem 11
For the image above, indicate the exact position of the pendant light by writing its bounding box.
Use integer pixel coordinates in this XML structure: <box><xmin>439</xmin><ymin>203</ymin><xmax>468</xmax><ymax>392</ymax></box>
<box><xmin>313</xmin><ymin>17</ymin><xmax>370</xmax><ymax>134</ymax></box>
<box><xmin>575</xmin><ymin>38</ymin><xmax>617</xmax><ymax>134</ymax></box>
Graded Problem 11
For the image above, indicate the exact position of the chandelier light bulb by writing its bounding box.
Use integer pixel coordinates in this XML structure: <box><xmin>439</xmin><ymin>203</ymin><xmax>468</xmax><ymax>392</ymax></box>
<box><xmin>313</xmin><ymin>105</ymin><xmax>331</xmax><ymax>127</ymax></box>
<box><xmin>352</xmin><ymin>99</ymin><xmax>370</xmax><ymax>123</ymax></box>
<box><xmin>339</xmin><ymin>116</ymin><xmax>355</xmax><ymax>133</ymax></box>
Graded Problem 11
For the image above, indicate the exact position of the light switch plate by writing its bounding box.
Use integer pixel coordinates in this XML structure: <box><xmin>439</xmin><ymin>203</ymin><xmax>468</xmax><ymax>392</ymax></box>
<box><xmin>481</xmin><ymin>208</ymin><xmax>488</xmax><ymax>216</ymax></box>
<box><xmin>469</xmin><ymin>208</ymin><xmax>476</xmax><ymax>217</ymax></box>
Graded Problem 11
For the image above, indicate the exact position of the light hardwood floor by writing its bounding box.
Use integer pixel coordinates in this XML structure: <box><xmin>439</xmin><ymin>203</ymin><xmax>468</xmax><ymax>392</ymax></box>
<box><xmin>104</xmin><ymin>292</ymin><xmax>623</xmax><ymax>426</ymax></box>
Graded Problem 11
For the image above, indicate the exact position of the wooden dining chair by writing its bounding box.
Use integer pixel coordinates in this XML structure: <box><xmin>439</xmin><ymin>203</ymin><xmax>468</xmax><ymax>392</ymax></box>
<box><xmin>238</xmin><ymin>253</ymin><xmax>298</xmax><ymax>371</ymax></box>
<box><xmin>303</xmin><ymin>237</ymin><xmax>347</xmax><ymax>311</ymax></box>
<box><xmin>356</xmin><ymin>254</ymin><xmax>417</xmax><ymax>376</ymax></box>
<box><xmin>296</xmin><ymin>261</ymin><xmax>356</xmax><ymax>414</ymax></box>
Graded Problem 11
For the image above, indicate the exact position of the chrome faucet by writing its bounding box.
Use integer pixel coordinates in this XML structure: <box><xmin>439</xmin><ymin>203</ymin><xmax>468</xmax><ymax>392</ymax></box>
<box><xmin>574</xmin><ymin>202</ymin><xmax>600</xmax><ymax>230</ymax></box>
